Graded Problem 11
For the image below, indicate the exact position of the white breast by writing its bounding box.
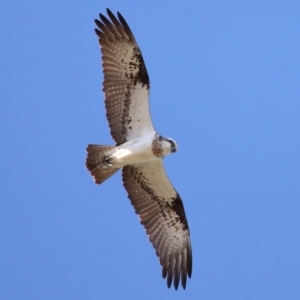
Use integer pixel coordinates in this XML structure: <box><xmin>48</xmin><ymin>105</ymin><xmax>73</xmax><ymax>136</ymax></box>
<box><xmin>111</xmin><ymin>133</ymin><xmax>158</xmax><ymax>167</ymax></box>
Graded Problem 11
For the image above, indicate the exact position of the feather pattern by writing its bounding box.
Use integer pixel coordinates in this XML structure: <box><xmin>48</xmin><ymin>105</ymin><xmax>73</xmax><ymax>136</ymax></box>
<box><xmin>88</xmin><ymin>9</ymin><xmax>193</xmax><ymax>290</ymax></box>
<box><xmin>95</xmin><ymin>9</ymin><xmax>154</xmax><ymax>145</ymax></box>
<box><xmin>122</xmin><ymin>160</ymin><xmax>192</xmax><ymax>289</ymax></box>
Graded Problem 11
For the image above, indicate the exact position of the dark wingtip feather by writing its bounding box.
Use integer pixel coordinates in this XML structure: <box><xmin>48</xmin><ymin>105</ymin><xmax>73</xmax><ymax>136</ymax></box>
<box><xmin>106</xmin><ymin>8</ymin><xmax>115</xmax><ymax>21</ymax></box>
<box><xmin>117</xmin><ymin>11</ymin><xmax>126</xmax><ymax>25</ymax></box>
<box><xmin>174</xmin><ymin>280</ymin><xmax>179</xmax><ymax>290</ymax></box>
<box><xmin>181</xmin><ymin>271</ymin><xmax>187</xmax><ymax>289</ymax></box>
<box><xmin>162</xmin><ymin>264</ymin><xmax>167</xmax><ymax>279</ymax></box>
<box><xmin>116</xmin><ymin>11</ymin><xmax>135</xmax><ymax>41</ymax></box>
<box><xmin>188</xmin><ymin>242</ymin><xmax>193</xmax><ymax>278</ymax></box>
<box><xmin>99</xmin><ymin>13</ymin><xmax>105</xmax><ymax>22</ymax></box>
<box><xmin>95</xmin><ymin>19</ymin><xmax>102</xmax><ymax>28</ymax></box>
<box><xmin>95</xmin><ymin>28</ymin><xmax>101</xmax><ymax>37</ymax></box>
<box><xmin>99</xmin><ymin>13</ymin><xmax>114</xmax><ymax>30</ymax></box>
<box><xmin>167</xmin><ymin>273</ymin><xmax>173</xmax><ymax>289</ymax></box>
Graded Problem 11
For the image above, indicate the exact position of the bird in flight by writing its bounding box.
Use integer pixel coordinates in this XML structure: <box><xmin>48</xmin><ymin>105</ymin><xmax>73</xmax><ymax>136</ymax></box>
<box><xmin>86</xmin><ymin>8</ymin><xmax>192</xmax><ymax>290</ymax></box>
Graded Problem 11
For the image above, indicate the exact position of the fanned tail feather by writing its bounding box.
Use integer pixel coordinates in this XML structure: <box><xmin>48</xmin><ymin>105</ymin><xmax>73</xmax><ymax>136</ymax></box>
<box><xmin>86</xmin><ymin>144</ymin><xmax>120</xmax><ymax>184</ymax></box>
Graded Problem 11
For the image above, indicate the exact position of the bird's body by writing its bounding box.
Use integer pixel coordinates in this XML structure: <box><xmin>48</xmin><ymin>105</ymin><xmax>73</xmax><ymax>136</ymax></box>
<box><xmin>86</xmin><ymin>8</ymin><xmax>192</xmax><ymax>290</ymax></box>
<box><xmin>105</xmin><ymin>133</ymin><xmax>158</xmax><ymax>166</ymax></box>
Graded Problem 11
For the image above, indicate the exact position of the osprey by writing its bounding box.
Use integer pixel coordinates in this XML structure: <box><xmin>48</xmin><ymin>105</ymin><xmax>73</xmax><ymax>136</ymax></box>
<box><xmin>86</xmin><ymin>8</ymin><xmax>192</xmax><ymax>290</ymax></box>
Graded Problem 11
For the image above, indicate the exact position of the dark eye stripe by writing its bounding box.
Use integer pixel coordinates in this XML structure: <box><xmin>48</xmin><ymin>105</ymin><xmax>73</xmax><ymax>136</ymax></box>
<box><xmin>167</xmin><ymin>140</ymin><xmax>176</xmax><ymax>153</ymax></box>
<box><xmin>170</xmin><ymin>140</ymin><xmax>175</xmax><ymax>148</ymax></box>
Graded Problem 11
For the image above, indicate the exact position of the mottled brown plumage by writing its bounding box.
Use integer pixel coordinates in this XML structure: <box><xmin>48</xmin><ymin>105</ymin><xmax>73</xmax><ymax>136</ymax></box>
<box><xmin>151</xmin><ymin>134</ymin><xmax>164</xmax><ymax>158</ymax></box>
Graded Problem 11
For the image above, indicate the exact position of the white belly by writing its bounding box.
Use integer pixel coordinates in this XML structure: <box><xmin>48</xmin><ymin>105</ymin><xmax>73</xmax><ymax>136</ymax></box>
<box><xmin>109</xmin><ymin>134</ymin><xmax>158</xmax><ymax>167</ymax></box>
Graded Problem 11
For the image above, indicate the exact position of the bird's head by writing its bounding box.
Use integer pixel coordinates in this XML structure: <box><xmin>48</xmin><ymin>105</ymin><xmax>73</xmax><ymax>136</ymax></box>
<box><xmin>162</xmin><ymin>137</ymin><xmax>178</xmax><ymax>155</ymax></box>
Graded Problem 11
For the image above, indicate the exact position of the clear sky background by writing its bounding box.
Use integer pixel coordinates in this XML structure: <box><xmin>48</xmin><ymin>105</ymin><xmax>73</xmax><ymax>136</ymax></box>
<box><xmin>1</xmin><ymin>1</ymin><xmax>299</xmax><ymax>299</ymax></box>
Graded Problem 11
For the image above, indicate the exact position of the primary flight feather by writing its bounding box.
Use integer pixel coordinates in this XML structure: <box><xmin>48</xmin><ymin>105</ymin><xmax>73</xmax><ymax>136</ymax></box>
<box><xmin>86</xmin><ymin>8</ymin><xmax>192</xmax><ymax>290</ymax></box>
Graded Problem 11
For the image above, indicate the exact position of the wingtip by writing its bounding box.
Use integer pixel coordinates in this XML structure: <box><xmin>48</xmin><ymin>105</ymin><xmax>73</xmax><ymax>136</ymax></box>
<box><xmin>106</xmin><ymin>8</ymin><xmax>115</xmax><ymax>19</ymax></box>
<box><xmin>117</xmin><ymin>11</ymin><xmax>127</xmax><ymax>25</ymax></box>
<box><xmin>99</xmin><ymin>13</ymin><xmax>104</xmax><ymax>20</ymax></box>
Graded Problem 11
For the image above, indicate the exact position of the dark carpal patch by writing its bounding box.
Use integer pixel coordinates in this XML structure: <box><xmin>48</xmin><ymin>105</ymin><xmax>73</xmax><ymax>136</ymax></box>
<box><xmin>170</xmin><ymin>193</ymin><xmax>189</xmax><ymax>231</ymax></box>
<box><xmin>129</xmin><ymin>166</ymin><xmax>188</xmax><ymax>231</ymax></box>
<box><xmin>129</xmin><ymin>48</ymin><xmax>150</xmax><ymax>89</ymax></box>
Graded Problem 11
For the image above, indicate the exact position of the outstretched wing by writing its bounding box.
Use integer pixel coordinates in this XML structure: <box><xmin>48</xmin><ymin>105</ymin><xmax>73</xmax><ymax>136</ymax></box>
<box><xmin>122</xmin><ymin>160</ymin><xmax>192</xmax><ymax>290</ymax></box>
<box><xmin>95</xmin><ymin>9</ymin><xmax>155</xmax><ymax>145</ymax></box>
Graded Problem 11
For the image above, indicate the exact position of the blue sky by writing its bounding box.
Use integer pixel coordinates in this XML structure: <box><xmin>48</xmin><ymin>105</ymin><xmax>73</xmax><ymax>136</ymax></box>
<box><xmin>1</xmin><ymin>1</ymin><xmax>300</xmax><ymax>299</ymax></box>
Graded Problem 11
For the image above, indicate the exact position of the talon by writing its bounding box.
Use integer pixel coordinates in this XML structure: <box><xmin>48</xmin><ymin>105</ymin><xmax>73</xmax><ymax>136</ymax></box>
<box><xmin>102</xmin><ymin>156</ymin><xmax>113</xmax><ymax>168</ymax></box>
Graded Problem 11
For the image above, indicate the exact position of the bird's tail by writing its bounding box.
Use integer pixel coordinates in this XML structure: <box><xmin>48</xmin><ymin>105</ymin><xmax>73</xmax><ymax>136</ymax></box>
<box><xmin>86</xmin><ymin>144</ymin><xmax>120</xmax><ymax>184</ymax></box>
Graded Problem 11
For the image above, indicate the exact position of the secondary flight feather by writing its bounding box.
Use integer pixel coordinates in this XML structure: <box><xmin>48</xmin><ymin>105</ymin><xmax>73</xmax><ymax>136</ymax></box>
<box><xmin>86</xmin><ymin>8</ymin><xmax>192</xmax><ymax>290</ymax></box>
